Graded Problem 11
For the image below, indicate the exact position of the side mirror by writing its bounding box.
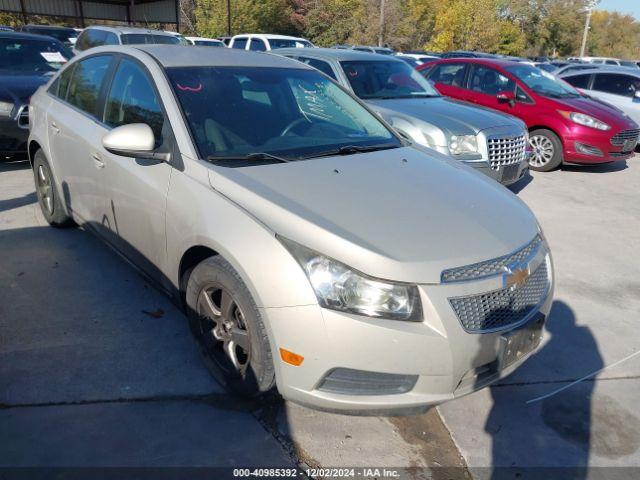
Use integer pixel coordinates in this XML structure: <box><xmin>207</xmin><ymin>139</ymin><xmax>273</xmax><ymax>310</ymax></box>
<box><xmin>633</xmin><ymin>90</ymin><xmax>640</xmax><ymax>103</ymax></box>
<box><xmin>496</xmin><ymin>91</ymin><xmax>516</xmax><ymax>106</ymax></box>
<box><xmin>102</xmin><ymin>123</ymin><xmax>170</xmax><ymax>162</ymax></box>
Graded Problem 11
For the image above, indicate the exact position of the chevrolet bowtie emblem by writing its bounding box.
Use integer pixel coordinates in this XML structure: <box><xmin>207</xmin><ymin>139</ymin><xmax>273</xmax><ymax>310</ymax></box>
<box><xmin>505</xmin><ymin>266</ymin><xmax>530</xmax><ymax>290</ymax></box>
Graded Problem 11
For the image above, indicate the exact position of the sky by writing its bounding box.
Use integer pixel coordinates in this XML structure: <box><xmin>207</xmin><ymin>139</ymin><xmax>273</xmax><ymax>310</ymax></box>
<box><xmin>599</xmin><ymin>0</ymin><xmax>640</xmax><ymax>20</ymax></box>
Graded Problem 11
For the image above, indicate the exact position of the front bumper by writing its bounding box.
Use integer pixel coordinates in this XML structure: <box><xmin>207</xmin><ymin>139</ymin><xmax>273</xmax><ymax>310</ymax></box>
<box><xmin>265</xmin><ymin>249</ymin><xmax>553</xmax><ymax>415</ymax></box>
<box><xmin>563</xmin><ymin>128</ymin><xmax>638</xmax><ymax>164</ymax></box>
<box><xmin>463</xmin><ymin>158</ymin><xmax>529</xmax><ymax>186</ymax></box>
<box><xmin>0</xmin><ymin>116</ymin><xmax>29</xmax><ymax>160</ymax></box>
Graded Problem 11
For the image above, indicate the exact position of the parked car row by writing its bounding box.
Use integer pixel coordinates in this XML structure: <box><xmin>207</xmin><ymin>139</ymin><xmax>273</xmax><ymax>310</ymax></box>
<box><xmin>26</xmin><ymin>44</ymin><xmax>554</xmax><ymax>414</ymax></box>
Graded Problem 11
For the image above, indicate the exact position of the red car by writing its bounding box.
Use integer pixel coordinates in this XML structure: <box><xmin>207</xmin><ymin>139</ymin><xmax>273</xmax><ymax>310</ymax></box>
<box><xmin>419</xmin><ymin>59</ymin><xmax>639</xmax><ymax>171</ymax></box>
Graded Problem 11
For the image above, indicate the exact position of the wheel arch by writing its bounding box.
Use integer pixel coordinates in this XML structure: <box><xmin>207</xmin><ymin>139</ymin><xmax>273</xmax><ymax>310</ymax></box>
<box><xmin>178</xmin><ymin>245</ymin><xmax>219</xmax><ymax>304</ymax></box>
<box><xmin>28</xmin><ymin>140</ymin><xmax>42</xmax><ymax>168</ymax></box>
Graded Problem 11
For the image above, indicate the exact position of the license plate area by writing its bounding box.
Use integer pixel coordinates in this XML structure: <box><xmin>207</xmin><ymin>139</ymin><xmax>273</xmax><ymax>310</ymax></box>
<box><xmin>498</xmin><ymin>314</ymin><xmax>545</xmax><ymax>370</ymax></box>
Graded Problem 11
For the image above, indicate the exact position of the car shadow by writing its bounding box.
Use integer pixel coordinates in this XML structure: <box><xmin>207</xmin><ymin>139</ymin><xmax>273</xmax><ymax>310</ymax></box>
<box><xmin>507</xmin><ymin>171</ymin><xmax>533</xmax><ymax>194</ymax></box>
<box><xmin>478</xmin><ymin>300</ymin><xmax>604</xmax><ymax>479</ymax></box>
<box><xmin>0</xmin><ymin>159</ymin><xmax>31</xmax><ymax>172</ymax></box>
<box><xmin>561</xmin><ymin>160</ymin><xmax>629</xmax><ymax>173</ymax></box>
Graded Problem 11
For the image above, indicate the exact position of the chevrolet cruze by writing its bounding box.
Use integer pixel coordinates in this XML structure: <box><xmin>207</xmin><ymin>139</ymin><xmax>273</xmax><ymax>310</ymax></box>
<box><xmin>28</xmin><ymin>46</ymin><xmax>554</xmax><ymax>414</ymax></box>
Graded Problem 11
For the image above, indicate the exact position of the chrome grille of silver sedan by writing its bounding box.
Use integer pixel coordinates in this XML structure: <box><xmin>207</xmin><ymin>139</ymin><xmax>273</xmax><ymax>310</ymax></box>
<box><xmin>449</xmin><ymin>261</ymin><xmax>550</xmax><ymax>332</ymax></box>
<box><xmin>487</xmin><ymin>135</ymin><xmax>527</xmax><ymax>170</ymax></box>
<box><xmin>610</xmin><ymin>129</ymin><xmax>640</xmax><ymax>146</ymax></box>
<box><xmin>441</xmin><ymin>235</ymin><xmax>542</xmax><ymax>283</ymax></box>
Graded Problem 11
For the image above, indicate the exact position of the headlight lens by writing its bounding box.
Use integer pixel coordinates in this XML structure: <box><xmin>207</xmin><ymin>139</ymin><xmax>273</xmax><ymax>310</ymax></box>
<box><xmin>280</xmin><ymin>237</ymin><xmax>422</xmax><ymax>321</ymax></box>
<box><xmin>559</xmin><ymin>111</ymin><xmax>610</xmax><ymax>131</ymax></box>
<box><xmin>0</xmin><ymin>101</ymin><xmax>14</xmax><ymax>117</ymax></box>
<box><xmin>449</xmin><ymin>134</ymin><xmax>479</xmax><ymax>155</ymax></box>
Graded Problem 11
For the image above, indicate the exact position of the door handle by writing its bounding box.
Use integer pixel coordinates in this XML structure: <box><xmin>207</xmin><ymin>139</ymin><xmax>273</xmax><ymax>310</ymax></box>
<box><xmin>50</xmin><ymin>122</ymin><xmax>60</xmax><ymax>134</ymax></box>
<box><xmin>92</xmin><ymin>153</ymin><xmax>105</xmax><ymax>169</ymax></box>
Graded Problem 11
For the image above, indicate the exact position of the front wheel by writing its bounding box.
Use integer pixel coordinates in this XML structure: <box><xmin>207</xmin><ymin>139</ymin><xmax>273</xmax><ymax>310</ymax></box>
<box><xmin>184</xmin><ymin>256</ymin><xmax>276</xmax><ymax>396</ymax></box>
<box><xmin>528</xmin><ymin>129</ymin><xmax>563</xmax><ymax>172</ymax></box>
<box><xmin>33</xmin><ymin>150</ymin><xmax>75</xmax><ymax>227</ymax></box>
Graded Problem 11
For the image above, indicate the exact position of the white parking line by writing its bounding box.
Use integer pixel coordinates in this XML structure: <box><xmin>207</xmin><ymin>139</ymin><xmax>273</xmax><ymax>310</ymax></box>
<box><xmin>526</xmin><ymin>349</ymin><xmax>640</xmax><ymax>404</ymax></box>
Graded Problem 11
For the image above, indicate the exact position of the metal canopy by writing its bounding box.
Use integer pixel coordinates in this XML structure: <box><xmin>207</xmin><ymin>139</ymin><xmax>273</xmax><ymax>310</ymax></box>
<box><xmin>0</xmin><ymin>0</ymin><xmax>179</xmax><ymax>29</ymax></box>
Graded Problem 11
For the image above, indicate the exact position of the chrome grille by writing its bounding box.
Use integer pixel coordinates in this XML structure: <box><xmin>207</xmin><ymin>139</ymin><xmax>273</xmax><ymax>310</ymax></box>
<box><xmin>441</xmin><ymin>235</ymin><xmax>542</xmax><ymax>283</ymax></box>
<box><xmin>487</xmin><ymin>135</ymin><xmax>527</xmax><ymax>170</ymax></box>
<box><xmin>449</xmin><ymin>261</ymin><xmax>550</xmax><ymax>332</ymax></box>
<box><xmin>610</xmin><ymin>129</ymin><xmax>640</xmax><ymax>146</ymax></box>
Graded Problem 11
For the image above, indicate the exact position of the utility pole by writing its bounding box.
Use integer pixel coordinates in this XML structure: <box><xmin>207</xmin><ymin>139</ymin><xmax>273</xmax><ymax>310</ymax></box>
<box><xmin>579</xmin><ymin>0</ymin><xmax>599</xmax><ymax>58</ymax></box>
<box><xmin>227</xmin><ymin>0</ymin><xmax>231</xmax><ymax>36</ymax></box>
<box><xmin>378</xmin><ymin>0</ymin><xmax>385</xmax><ymax>47</ymax></box>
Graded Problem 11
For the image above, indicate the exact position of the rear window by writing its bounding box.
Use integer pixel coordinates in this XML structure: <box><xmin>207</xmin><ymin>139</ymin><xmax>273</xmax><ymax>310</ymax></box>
<box><xmin>121</xmin><ymin>34</ymin><xmax>181</xmax><ymax>45</ymax></box>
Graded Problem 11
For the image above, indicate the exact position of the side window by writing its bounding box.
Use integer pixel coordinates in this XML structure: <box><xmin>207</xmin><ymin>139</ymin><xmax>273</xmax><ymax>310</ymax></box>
<box><xmin>593</xmin><ymin>74</ymin><xmax>640</xmax><ymax>98</ymax></box>
<box><xmin>298</xmin><ymin>57</ymin><xmax>337</xmax><ymax>81</ymax></box>
<box><xmin>104</xmin><ymin>58</ymin><xmax>164</xmax><ymax>143</ymax></box>
<box><xmin>50</xmin><ymin>63</ymin><xmax>76</xmax><ymax>100</ymax></box>
<box><xmin>429</xmin><ymin>64</ymin><xmax>467</xmax><ymax>87</ymax></box>
<box><xmin>66</xmin><ymin>55</ymin><xmax>112</xmax><ymax>118</ymax></box>
<box><xmin>564</xmin><ymin>74</ymin><xmax>592</xmax><ymax>89</ymax></box>
<box><xmin>249</xmin><ymin>38</ymin><xmax>266</xmax><ymax>52</ymax></box>
<box><xmin>232</xmin><ymin>37</ymin><xmax>248</xmax><ymax>49</ymax></box>
<box><xmin>605</xmin><ymin>60</ymin><xmax>618</xmax><ymax>65</ymax></box>
<box><xmin>469</xmin><ymin>66</ymin><xmax>515</xmax><ymax>95</ymax></box>
<box><xmin>103</xmin><ymin>32</ymin><xmax>119</xmax><ymax>46</ymax></box>
<box><xmin>515</xmin><ymin>86</ymin><xmax>533</xmax><ymax>104</ymax></box>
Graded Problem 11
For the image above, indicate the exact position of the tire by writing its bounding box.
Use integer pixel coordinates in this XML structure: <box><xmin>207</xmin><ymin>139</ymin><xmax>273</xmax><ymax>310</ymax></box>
<box><xmin>32</xmin><ymin>150</ymin><xmax>75</xmax><ymax>227</ymax></box>
<box><xmin>528</xmin><ymin>129</ymin><xmax>563</xmax><ymax>172</ymax></box>
<box><xmin>184</xmin><ymin>256</ymin><xmax>276</xmax><ymax>396</ymax></box>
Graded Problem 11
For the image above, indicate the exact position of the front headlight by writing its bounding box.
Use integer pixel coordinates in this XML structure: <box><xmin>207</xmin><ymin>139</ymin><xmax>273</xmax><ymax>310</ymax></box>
<box><xmin>279</xmin><ymin>237</ymin><xmax>422</xmax><ymax>321</ymax></box>
<box><xmin>0</xmin><ymin>101</ymin><xmax>14</xmax><ymax>117</ymax></box>
<box><xmin>449</xmin><ymin>134</ymin><xmax>479</xmax><ymax>155</ymax></box>
<box><xmin>558</xmin><ymin>111</ymin><xmax>610</xmax><ymax>131</ymax></box>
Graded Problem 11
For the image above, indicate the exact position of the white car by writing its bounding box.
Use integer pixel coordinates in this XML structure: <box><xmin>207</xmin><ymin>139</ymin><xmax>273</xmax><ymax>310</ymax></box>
<box><xmin>396</xmin><ymin>53</ymin><xmax>440</xmax><ymax>65</ymax></box>
<box><xmin>186</xmin><ymin>36</ymin><xmax>225</xmax><ymax>47</ymax></box>
<box><xmin>28</xmin><ymin>45</ymin><xmax>552</xmax><ymax>414</ymax></box>
<box><xmin>229</xmin><ymin>33</ymin><xmax>313</xmax><ymax>51</ymax></box>
<box><xmin>561</xmin><ymin>68</ymin><xmax>640</xmax><ymax>124</ymax></box>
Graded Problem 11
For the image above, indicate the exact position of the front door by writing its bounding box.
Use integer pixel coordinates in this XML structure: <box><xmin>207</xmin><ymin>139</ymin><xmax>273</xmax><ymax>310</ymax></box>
<box><xmin>97</xmin><ymin>57</ymin><xmax>172</xmax><ymax>276</ymax></box>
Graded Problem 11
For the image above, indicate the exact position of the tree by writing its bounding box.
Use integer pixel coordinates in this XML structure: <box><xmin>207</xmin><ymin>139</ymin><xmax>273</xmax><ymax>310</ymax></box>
<box><xmin>588</xmin><ymin>10</ymin><xmax>640</xmax><ymax>58</ymax></box>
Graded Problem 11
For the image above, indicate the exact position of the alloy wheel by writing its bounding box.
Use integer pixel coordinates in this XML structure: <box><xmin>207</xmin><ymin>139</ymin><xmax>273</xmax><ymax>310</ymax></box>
<box><xmin>529</xmin><ymin>135</ymin><xmax>555</xmax><ymax>168</ymax></box>
<box><xmin>196</xmin><ymin>284</ymin><xmax>251</xmax><ymax>377</ymax></box>
<box><xmin>36</xmin><ymin>164</ymin><xmax>54</xmax><ymax>215</ymax></box>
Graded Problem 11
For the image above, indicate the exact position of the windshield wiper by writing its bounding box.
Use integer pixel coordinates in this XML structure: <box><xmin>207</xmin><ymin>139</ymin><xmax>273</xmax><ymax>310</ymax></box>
<box><xmin>207</xmin><ymin>152</ymin><xmax>292</xmax><ymax>164</ymax></box>
<box><xmin>303</xmin><ymin>144</ymin><xmax>398</xmax><ymax>159</ymax></box>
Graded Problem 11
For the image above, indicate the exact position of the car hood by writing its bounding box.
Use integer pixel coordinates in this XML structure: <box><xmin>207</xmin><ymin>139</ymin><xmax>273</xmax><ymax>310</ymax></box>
<box><xmin>366</xmin><ymin>97</ymin><xmax>519</xmax><ymax>135</ymax></box>
<box><xmin>0</xmin><ymin>72</ymin><xmax>52</xmax><ymax>104</ymax></box>
<box><xmin>208</xmin><ymin>146</ymin><xmax>538</xmax><ymax>284</ymax></box>
<box><xmin>554</xmin><ymin>95</ymin><xmax>639</xmax><ymax>129</ymax></box>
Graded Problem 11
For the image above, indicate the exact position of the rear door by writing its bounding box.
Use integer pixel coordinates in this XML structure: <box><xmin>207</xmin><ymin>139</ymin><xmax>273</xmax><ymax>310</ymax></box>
<box><xmin>426</xmin><ymin>62</ymin><xmax>470</xmax><ymax>101</ymax></box>
<box><xmin>97</xmin><ymin>56</ymin><xmax>173</xmax><ymax>274</ymax></box>
<box><xmin>589</xmin><ymin>73</ymin><xmax>640</xmax><ymax>124</ymax></box>
<box><xmin>47</xmin><ymin>54</ymin><xmax>114</xmax><ymax>224</ymax></box>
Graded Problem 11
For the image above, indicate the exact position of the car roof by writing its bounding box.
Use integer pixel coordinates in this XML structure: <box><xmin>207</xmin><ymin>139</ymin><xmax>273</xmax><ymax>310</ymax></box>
<box><xmin>22</xmin><ymin>25</ymin><xmax>76</xmax><ymax>30</ymax></box>
<box><xmin>434</xmin><ymin>57</ymin><xmax>525</xmax><ymax>68</ymax></box>
<box><xmin>273</xmin><ymin>47</ymin><xmax>401</xmax><ymax>62</ymax></box>
<box><xmin>113</xmin><ymin>45</ymin><xmax>314</xmax><ymax>69</ymax></box>
<box><xmin>562</xmin><ymin>67</ymin><xmax>640</xmax><ymax>77</ymax></box>
<box><xmin>232</xmin><ymin>33</ymin><xmax>308</xmax><ymax>41</ymax></box>
<box><xmin>0</xmin><ymin>30</ymin><xmax>62</xmax><ymax>41</ymax></box>
<box><xmin>84</xmin><ymin>25</ymin><xmax>175</xmax><ymax>35</ymax></box>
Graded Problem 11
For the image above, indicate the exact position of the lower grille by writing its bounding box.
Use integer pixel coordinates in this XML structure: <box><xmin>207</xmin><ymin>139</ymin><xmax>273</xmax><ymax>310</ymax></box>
<box><xmin>609</xmin><ymin>151</ymin><xmax>634</xmax><ymax>158</ymax></box>
<box><xmin>449</xmin><ymin>260</ymin><xmax>550</xmax><ymax>332</ymax></box>
<box><xmin>317</xmin><ymin>368</ymin><xmax>417</xmax><ymax>395</ymax></box>
<box><xmin>501</xmin><ymin>163</ymin><xmax>520</xmax><ymax>183</ymax></box>
<box><xmin>610</xmin><ymin>129</ymin><xmax>640</xmax><ymax>146</ymax></box>
<box><xmin>17</xmin><ymin>105</ymin><xmax>29</xmax><ymax>129</ymax></box>
<box><xmin>487</xmin><ymin>134</ymin><xmax>527</xmax><ymax>170</ymax></box>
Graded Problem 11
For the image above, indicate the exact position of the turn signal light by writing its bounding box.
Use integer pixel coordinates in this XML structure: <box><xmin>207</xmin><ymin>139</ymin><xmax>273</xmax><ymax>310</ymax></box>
<box><xmin>279</xmin><ymin>348</ymin><xmax>304</xmax><ymax>366</ymax></box>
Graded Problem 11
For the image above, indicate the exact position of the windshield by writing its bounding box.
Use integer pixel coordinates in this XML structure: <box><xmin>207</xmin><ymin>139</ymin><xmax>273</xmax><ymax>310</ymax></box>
<box><xmin>167</xmin><ymin>67</ymin><xmax>400</xmax><ymax>162</ymax></box>
<box><xmin>28</xmin><ymin>28</ymin><xmax>77</xmax><ymax>44</ymax></box>
<box><xmin>340</xmin><ymin>60</ymin><xmax>440</xmax><ymax>99</ymax></box>
<box><xmin>269</xmin><ymin>39</ymin><xmax>312</xmax><ymax>49</ymax></box>
<box><xmin>0</xmin><ymin>38</ymin><xmax>71</xmax><ymax>71</ymax></box>
<box><xmin>504</xmin><ymin>64</ymin><xmax>580</xmax><ymax>98</ymax></box>
<box><xmin>121</xmin><ymin>34</ymin><xmax>181</xmax><ymax>45</ymax></box>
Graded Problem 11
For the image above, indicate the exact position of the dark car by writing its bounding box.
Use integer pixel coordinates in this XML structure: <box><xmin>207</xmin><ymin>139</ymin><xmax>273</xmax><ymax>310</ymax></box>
<box><xmin>19</xmin><ymin>25</ymin><xmax>79</xmax><ymax>47</ymax></box>
<box><xmin>0</xmin><ymin>32</ymin><xmax>72</xmax><ymax>160</ymax></box>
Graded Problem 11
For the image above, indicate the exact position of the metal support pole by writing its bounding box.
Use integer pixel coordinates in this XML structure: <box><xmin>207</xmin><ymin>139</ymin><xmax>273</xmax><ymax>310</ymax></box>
<box><xmin>227</xmin><ymin>0</ymin><xmax>232</xmax><ymax>37</ymax></box>
<box><xmin>19</xmin><ymin>0</ymin><xmax>27</xmax><ymax>25</ymax></box>
<box><xmin>579</xmin><ymin>1</ymin><xmax>599</xmax><ymax>58</ymax></box>
<box><xmin>378</xmin><ymin>0</ymin><xmax>385</xmax><ymax>47</ymax></box>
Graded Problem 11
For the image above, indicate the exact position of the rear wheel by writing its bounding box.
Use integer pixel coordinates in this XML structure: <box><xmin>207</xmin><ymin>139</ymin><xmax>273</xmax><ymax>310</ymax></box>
<box><xmin>184</xmin><ymin>256</ymin><xmax>276</xmax><ymax>396</ymax></box>
<box><xmin>529</xmin><ymin>129</ymin><xmax>563</xmax><ymax>172</ymax></box>
<box><xmin>33</xmin><ymin>150</ymin><xmax>75</xmax><ymax>227</ymax></box>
